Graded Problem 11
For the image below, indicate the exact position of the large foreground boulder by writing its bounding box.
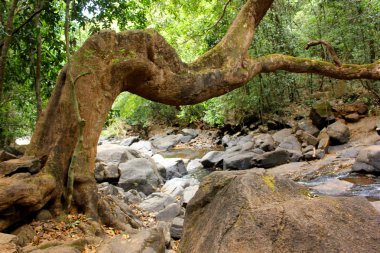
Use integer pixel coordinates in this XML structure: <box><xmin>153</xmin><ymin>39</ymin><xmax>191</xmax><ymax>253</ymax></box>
<box><xmin>181</xmin><ymin>171</ymin><xmax>380</xmax><ymax>253</ymax></box>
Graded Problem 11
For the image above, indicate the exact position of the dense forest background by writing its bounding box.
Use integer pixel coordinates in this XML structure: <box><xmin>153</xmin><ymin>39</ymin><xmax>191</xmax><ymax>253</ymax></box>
<box><xmin>1</xmin><ymin>0</ymin><xmax>379</xmax><ymax>143</ymax></box>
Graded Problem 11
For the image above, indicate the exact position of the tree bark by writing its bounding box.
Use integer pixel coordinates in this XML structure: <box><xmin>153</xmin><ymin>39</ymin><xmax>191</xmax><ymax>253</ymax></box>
<box><xmin>34</xmin><ymin>0</ymin><xmax>43</xmax><ymax>118</ymax></box>
<box><xmin>0</xmin><ymin>0</ymin><xmax>19</xmax><ymax>100</ymax></box>
<box><xmin>1</xmin><ymin>0</ymin><xmax>378</xmax><ymax>230</ymax></box>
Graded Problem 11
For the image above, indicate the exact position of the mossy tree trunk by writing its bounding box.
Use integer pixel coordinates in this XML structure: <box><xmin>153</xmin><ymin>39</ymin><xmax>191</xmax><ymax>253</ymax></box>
<box><xmin>1</xmin><ymin>0</ymin><xmax>379</xmax><ymax>229</ymax></box>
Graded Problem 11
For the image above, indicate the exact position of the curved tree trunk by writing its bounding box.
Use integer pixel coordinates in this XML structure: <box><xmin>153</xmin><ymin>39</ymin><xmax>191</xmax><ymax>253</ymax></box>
<box><xmin>1</xmin><ymin>0</ymin><xmax>379</xmax><ymax>230</ymax></box>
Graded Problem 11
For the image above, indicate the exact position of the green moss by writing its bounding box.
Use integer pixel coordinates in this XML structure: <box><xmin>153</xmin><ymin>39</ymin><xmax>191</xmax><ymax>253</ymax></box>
<box><xmin>313</xmin><ymin>101</ymin><xmax>333</xmax><ymax>117</ymax></box>
<box><xmin>262</xmin><ymin>175</ymin><xmax>275</xmax><ymax>191</ymax></box>
<box><xmin>299</xmin><ymin>188</ymin><xmax>317</xmax><ymax>198</ymax></box>
<box><xmin>83</xmin><ymin>49</ymin><xmax>95</xmax><ymax>58</ymax></box>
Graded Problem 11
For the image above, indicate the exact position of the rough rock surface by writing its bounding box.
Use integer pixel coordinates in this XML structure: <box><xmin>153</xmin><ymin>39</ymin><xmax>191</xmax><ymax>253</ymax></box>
<box><xmin>98</xmin><ymin>228</ymin><xmax>165</xmax><ymax>253</ymax></box>
<box><xmin>96</xmin><ymin>144</ymin><xmax>142</xmax><ymax>164</ymax></box>
<box><xmin>94</xmin><ymin>162</ymin><xmax>119</xmax><ymax>182</ymax></box>
<box><xmin>200</xmin><ymin>151</ymin><xmax>224</xmax><ymax>169</ymax></box>
<box><xmin>310</xmin><ymin>101</ymin><xmax>335</xmax><ymax>129</ymax></box>
<box><xmin>186</xmin><ymin>160</ymin><xmax>203</xmax><ymax>172</ymax></box>
<box><xmin>161</xmin><ymin>177</ymin><xmax>198</xmax><ymax>199</ymax></box>
<box><xmin>152</xmin><ymin>135</ymin><xmax>183</xmax><ymax>151</ymax></box>
<box><xmin>272</xmin><ymin>129</ymin><xmax>293</xmax><ymax>144</ymax></box>
<box><xmin>181</xmin><ymin>171</ymin><xmax>380</xmax><ymax>253</ymax></box>
<box><xmin>139</xmin><ymin>193</ymin><xmax>176</xmax><ymax>213</ymax></box>
<box><xmin>118</xmin><ymin>158</ymin><xmax>162</xmax><ymax>195</ymax></box>
<box><xmin>351</xmin><ymin>145</ymin><xmax>380</xmax><ymax>174</ymax></box>
<box><xmin>170</xmin><ymin>217</ymin><xmax>184</xmax><ymax>240</ymax></box>
<box><xmin>251</xmin><ymin>150</ymin><xmax>290</xmax><ymax>168</ymax></box>
<box><xmin>297</xmin><ymin>120</ymin><xmax>320</xmax><ymax>137</ymax></box>
<box><xmin>222</xmin><ymin>151</ymin><xmax>256</xmax><ymax>170</ymax></box>
<box><xmin>327</xmin><ymin>121</ymin><xmax>350</xmax><ymax>145</ymax></box>
<box><xmin>253</xmin><ymin>134</ymin><xmax>275</xmax><ymax>151</ymax></box>
<box><xmin>152</xmin><ymin>155</ymin><xmax>187</xmax><ymax>179</ymax></box>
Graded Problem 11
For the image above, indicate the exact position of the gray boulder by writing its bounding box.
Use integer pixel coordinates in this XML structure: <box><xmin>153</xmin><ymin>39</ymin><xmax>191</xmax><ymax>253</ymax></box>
<box><xmin>272</xmin><ymin>128</ymin><xmax>293</xmax><ymax>144</ymax></box>
<box><xmin>118</xmin><ymin>158</ymin><xmax>162</xmax><ymax>195</ymax></box>
<box><xmin>96</xmin><ymin>144</ymin><xmax>142</xmax><ymax>163</ymax></box>
<box><xmin>277</xmin><ymin>135</ymin><xmax>302</xmax><ymax>162</ymax></box>
<box><xmin>251</xmin><ymin>150</ymin><xmax>290</xmax><ymax>168</ymax></box>
<box><xmin>317</xmin><ymin>128</ymin><xmax>330</xmax><ymax>151</ymax></box>
<box><xmin>183</xmin><ymin>185</ymin><xmax>199</xmax><ymax>207</ymax></box>
<box><xmin>297</xmin><ymin>119</ymin><xmax>320</xmax><ymax>137</ymax></box>
<box><xmin>130</xmin><ymin>140</ymin><xmax>154</xmax><ymax>156</ymax></box>
<box><xmin>223</xmin><ymin>152</ymin><xmax>256</xmax><ymax>170</ymax></box>
<box><xmin>296</xmin><ymin>130</ymin><xmax>319</xmax><ymax>146</ymax></box>
<box><xmin>162</xmin><ymin>177</ymin><xmax>199</xmax><ymax>199</ymax></box>
<box><xmin>152</xmin><ymin>135</ymin><xmax>183</xmax><ymax>151</ymax></box>
<box><xmin>327</xmin><ymin>121</ymin><xmax>350</xmax><ymax>145</ymax></box>
<box><xmin>180</xmin><ymin>135</ymin><xmax>193</xmax><ymax>143</ymax></box>
<box><xmin>351</xmin><ymin>145</ymin><xmax>380</xmax><ymax>174</ymax></box>
<box><xmin>170</xmin><ymin>217</ymin><xmax>184</xmax><ymax>240</ymax></box>
<box><xmin>139</xmin><ymin>192</ymin><xmax>176</xmax><ymax>213</ymax></box>
<box><xmin>94</xmin><ymin>162</ymin><xmax>119</xmax><ymax>182</ymax></box>
<box><xmin>98</xmin><ymin>182</ymin><xmax>125</xmax><ymax>198</ymax></box>
<box><xmin>186</xmin><ymin>160</ymin><xmax>204</xmax><ymax>173</ymax></box>
<box><xmin>181</xmin><ymin>128</ymin><xmax>200</xmax><ymax>138</ymax></box>
<box><xmin>153</xmin><ymin>155</ymin><xmax>187</xmax><ymax>179</ymax></box>
<box><xmin>156</xmin><ymin>203</ymin><xmax>181</xmax><ymax>221</ymax></box>
<box><xmin>278</xmin><ymin>135</ymin><xmax>301</xmax><ymax>151</ymax></box>
<box><xmin>120</xmin><ymin>136</ymin><xmax>139</xmax><ymax>146</ymax></box>
<box><xmin>253</xmin><ymin>134</ymin><xmax>275</xmax><ymax>151</ymax></box>
<box><xmin>200</xmin><ymin>151</ymin><xmax>225</xmax><ymax>168</ymax></box>
<box><xmin>124</xmin><ymin>189</ymin><xmax>145</xmax><ymax>205</ymax></box>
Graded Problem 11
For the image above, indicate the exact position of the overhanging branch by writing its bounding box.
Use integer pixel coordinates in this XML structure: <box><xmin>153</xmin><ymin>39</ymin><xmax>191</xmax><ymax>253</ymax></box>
<box><xmin>255</xmin><ymin>54</ymin><xmax>380</xmax><ymax>80</ymax></box>
<box><xmin>306</xmin><ymin>40</ymin><xmax>342</xmax><ymax>67</ymax></box>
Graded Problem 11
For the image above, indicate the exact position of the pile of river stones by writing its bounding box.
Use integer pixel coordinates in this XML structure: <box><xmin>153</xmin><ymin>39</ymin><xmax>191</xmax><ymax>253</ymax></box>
<box><xmin>93</xmin><ymin>101</ymin><xmax>380</xmax><ymax>252</ymax></box>
<box><xmin>0</xmin><ymin>102</ymin><xmax>379</xmax><ymax>252</ymax></box>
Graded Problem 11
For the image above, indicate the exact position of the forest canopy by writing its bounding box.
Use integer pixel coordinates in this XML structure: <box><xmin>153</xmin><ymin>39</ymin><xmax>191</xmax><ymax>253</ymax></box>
<box><xmin>1</xmin><ymin>0</ymin><xmax>379</xmax><ymax>144</ymax></box>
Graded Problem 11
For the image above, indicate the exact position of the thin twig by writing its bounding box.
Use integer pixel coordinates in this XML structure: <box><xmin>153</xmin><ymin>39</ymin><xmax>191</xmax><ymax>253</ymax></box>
<box><xmin>205</xmin><ymin>0</ymin><xmax>232</xmax><ymax>33</ymax></box>
<box><xmin>0</xmin><ymin>8</ymin><xmax>45</xmax><ymax>47</ymax></box>
<box><xmin>305</xmin><ymin>40</ymin><xmax>342</xmax><ymax>67</ymax></box>
<box><xmin>181</xmin><ymin>0</ymin><xmax>233</xmax><ymax>45</ymax></box>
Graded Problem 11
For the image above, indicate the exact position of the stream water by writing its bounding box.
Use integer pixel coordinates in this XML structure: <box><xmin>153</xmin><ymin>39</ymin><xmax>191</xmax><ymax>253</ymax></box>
<box><xmin>299</xmin><ymin>173</ymin><xmax>380</xmax><ymax>201</ymax></box>
<box><xmin>160</xmin><ymin>147</ymin><xmax>380</xmax><ymax>201</ymax></box>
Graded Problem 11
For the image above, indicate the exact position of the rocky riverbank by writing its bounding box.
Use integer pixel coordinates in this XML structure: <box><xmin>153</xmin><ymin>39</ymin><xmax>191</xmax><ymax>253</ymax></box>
<box><xmin>1</xmin><ymin>102</ymin><xmax>380</xmax><ymax>252</ymax></box>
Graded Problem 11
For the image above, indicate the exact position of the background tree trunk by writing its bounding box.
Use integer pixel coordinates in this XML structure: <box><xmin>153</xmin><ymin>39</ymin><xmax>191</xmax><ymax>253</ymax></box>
<box><xmin>0</xmin><ymin>0</ymin><xmax>19</xmax><ymax>100</ymax></box>
<box><xmin>34</xmin><ymin>0</ymin><xmax>43</xmax><ymax>118</ymax></box>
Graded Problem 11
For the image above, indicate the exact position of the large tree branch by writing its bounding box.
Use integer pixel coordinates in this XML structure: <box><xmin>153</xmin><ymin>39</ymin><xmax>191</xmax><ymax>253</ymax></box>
<box><xmin>191</xmin><ymin>0</ymin><xmax>274</xmax><ymax>70</ymax></box>
<box><xmin>256</xmin><ymin>54</ymin><xmax>380</xmax><ymax>80</ymax></box>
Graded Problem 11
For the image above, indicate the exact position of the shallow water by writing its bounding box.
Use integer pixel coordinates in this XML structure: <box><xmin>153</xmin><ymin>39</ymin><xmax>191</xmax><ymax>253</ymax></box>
<box><xmin>299</xmin><ymin>173</ymin><xmax>380</xmax><ymax>201</ymax></box>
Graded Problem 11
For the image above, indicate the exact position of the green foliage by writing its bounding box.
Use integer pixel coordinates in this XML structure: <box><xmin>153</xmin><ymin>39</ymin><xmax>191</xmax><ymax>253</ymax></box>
<box><xmin>112</xmin><ymin>92</ymin><xmax>177</xmax><ymax>127</ymax></box>
<box><xmin>1</xmin><ymin>0</ymin><xmax>380</xmax><ymax>145</ymax></box>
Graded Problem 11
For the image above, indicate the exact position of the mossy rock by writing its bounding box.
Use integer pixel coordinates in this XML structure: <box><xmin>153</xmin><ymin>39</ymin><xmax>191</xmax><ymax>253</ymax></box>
<box><xmin>309</xmin><ymin>101</ymin><xmax>335</xmax><ymax>129</ymax></box>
